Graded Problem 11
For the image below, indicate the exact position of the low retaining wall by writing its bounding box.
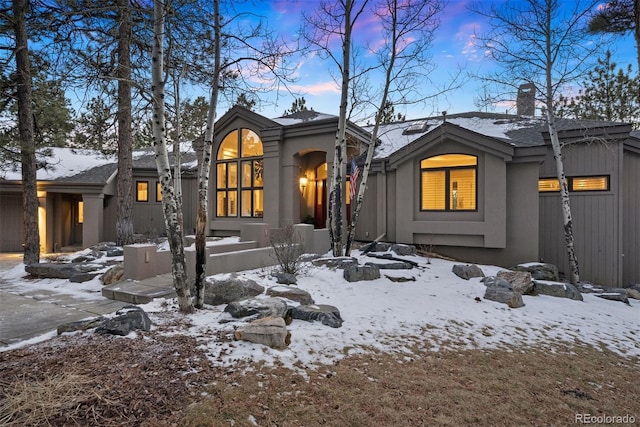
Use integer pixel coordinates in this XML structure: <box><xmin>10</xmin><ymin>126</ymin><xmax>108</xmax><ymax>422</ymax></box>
<box><xmin>123</xmin><ymin>223</ymin><xmax>330</xmax><ymax>281</ymax></box>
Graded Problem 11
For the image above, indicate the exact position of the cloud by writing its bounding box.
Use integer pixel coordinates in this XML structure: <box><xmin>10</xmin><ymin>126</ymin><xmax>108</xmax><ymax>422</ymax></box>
<box><xmin>287</xmin><ymin>81</ymin><xmax>341</xmax><ymax>95</ymax></box>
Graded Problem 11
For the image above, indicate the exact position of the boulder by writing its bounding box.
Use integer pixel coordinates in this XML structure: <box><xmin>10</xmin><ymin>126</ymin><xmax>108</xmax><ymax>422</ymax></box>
<box><xmin>234</xmin><ymin>316</ymin><xmax>290</xmax><ymax>349</ymax></box>
<box><xmin>25</xmin><ymin>262</ymin><xmax>82</xmax><ymax>279</ymax></box>
<box><xmin>384</xmin><ymin>274</ymin><xmax>416</xmax><ymax>283</ymax></box>
<box><xmin>106</xmin><ymin>248</ymin><xmax>124</xmax><ymax>257</ymax></box>
<box><xmin>497</xmin><ymin>270</ymin><xmax>535</xmax><ymax>295</ymax></box>
<box><xmin>95</xmin><ymin>306</ymin><xmax>152</xmax><ymax>336</ymax></box>
<box><xmin>274</xmin><ymin>272</ymin><xmax>297</xmax><ymax>285</ymax></box>
<box><xmin>312</xmin><ymin>257</ymin><xmax>358</xmax><ymax>269</ymax></box>
<box><xmin>69</xmin><ymin>272</ymin><xmax>101</xmax><ymax>283</ymax></box>
<box><xmin>57</xmin><ymin>317</ymin><xmax>106</xmax><ymax>335</ymax></box>
<box><xmin>483</xmin><ymin>278</ymin><xmax>524</xmax><ymax>308</ymax></box>
<box><xmin>224</xmin><ymin>297</ymin><xmax>288</xmax><ymax>320</ymax></box>
<box><xmin>266</xmin><ymin>286</ymin><xmax>314</xmax><ymax>305</ymax></box>
<box><xmin>364</xmin><ymin>261</ymin><xmax>413</xmax><ymax>270</ymax></box>
<box><xmin>577</xmin><ymin>282</ymin><xmax>606</xmax><ymax>294</ymax></box>
<box><xmin>343</xmin><ymin>264</ymin><xmax>381</xmax><ymax>282</ymax></box>
<box><xmin>452</xmin><ymin>264</ymin><xmax>485</xmax><ymax>280</ymax></box>
<box><xmin>534</xmin><ymin>280</ymin><xmax>583</xmax><ymax>301</ymax></box>
<box><xmin>514</xmin><ymin>263</ymin><xmax>559</xmax><ymax>281</ymax></box>
<box><xmin>390</xmin><ymin>244</ymin><xmax>417</xmax><ymax>256</ymax></box>
<box><xmin>626</xmin><ymin>284</ymin><xmax>640</xmax><ymax>300</ymax></box>
<box><xmin>101</xmin><ymin>264</ymin><xmax>125</xmax><ymax>285</ymax></box>
<box><xmin>204</xmin><ymin>275</ymin><xmax>265</xmax><ymax>305</ymax></box>
<box><xmin>595</xmin><ymin>291</ymin><xmax>630</xmax><ymax>305</ymax></box>
<box><xmin>290</xmin><ymin>304</ymin><xmax>343</xmax><ymax>328</ymax></box>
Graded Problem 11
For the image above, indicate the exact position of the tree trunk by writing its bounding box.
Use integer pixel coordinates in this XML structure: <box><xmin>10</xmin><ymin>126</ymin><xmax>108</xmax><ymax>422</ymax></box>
<box><xmin>13</xmin><ymin>0</ymin><xmax>39</xmax><ymax>265</ymax></box>
<box><xmin>115</xmin><ymin>0</ymin><xmax>134</xmax><ymax>246</ymax></box>
<box><xmin>152</xmin><ymin>0</ymin><xmax>192</xmax><ymax>312</ymax></box>
<box><xmin>193</xmin><ymin>0</ymin><xmax>221</xmax><ymax>309</ymax></box>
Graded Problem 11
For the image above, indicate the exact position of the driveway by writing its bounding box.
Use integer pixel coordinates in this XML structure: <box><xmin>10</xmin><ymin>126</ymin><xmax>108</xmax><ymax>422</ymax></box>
<box><xmin>0</xmin><ymin>253</ymin><xmax>127</xmax><ymax>349</ymax></box>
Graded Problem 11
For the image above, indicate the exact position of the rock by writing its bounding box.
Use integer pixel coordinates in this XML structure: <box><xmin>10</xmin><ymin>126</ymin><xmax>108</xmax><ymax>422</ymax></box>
<box><xmin>234</xmin><ymin>316</ymin><xmax>290</xmax><ymax>349</ymax></box>
<box><xmin>71</xmin><ymin>255</ymin><xmax>96</xmax><ymax>263</ymax></box>
<box><xmin>497</xmin><ymin>270</ymin><xmax>535</xmax><ymax>295</ymax></box>
<box><xmin>290</xmin><ymin>304</ymin><xmax>343</xmax><ymax>328</ymax></box>
<box><xmin>101</xmin><ymin>264</ymin><xmax>124</xmax><ymax>285</ymax></box>
<box><xmin>577</xmin><ymin>282</ymin><xmax>606</xmax><ymax>294</ymax></box>
<box><xmin>312</xmin><ymin>257</ymin><xmax>358</xmax><ymax>269</ymax></box>
<box><xmin>373</xmin><ymin>242</ymin><xmax>392</xmax><ymax>252</ymax></box>
<box><xmin>483</xmin><ymin>278</ymin><xmax>524</xmax><ymax>308</ymax></box>
<box><xmin>626</xmin><ymin>285</ymin><xmax>640</xmax><ymax>300</ymax></box>
<box><xmin>385</xmin><ymin>274</ymin><xmax>416</xmax><ymax>282</ymax></box>
<box><xmin>57</xmin><ymin>317</ymin><xmax>106</xmax><ymax>335</ymax></box>
<box><xmin>25</xmin><ymin>262</ymin><xmax>82</xmax><ymax>279</ymax></box>
<box><xmin>390</xmin><ymin>244</ymin><xmax>417</xmax><ymax>256</ymax></box>
<box><xmin>266</xmin><ymin>286</ymin><xmax>314</xmax><ymax>305</ymax></box>
<box><xmin>534</xmin><ymin>280</ymin><xmax>583</xmax><ymax>301</ymax></box>
<box><xmin>274</xmin><ymin>272</ymin><xmax>297</xmax><ymax>285</ymax></box>
<box><xmin>364</xmin><ymin>261</ymin><xmax>413</xmax><ymax>270</ymax></box>
<box><xmin>452</xmin><ymin>264</ymin><xmax>485</xmax><ymax>280</ymax></box>
<box><xmin>106</xmin><ymin>248</ymin><xmax>124</xmax><ymax>257</ymax></box>
<box><xmin>204</xmin><ymin>275</ymin><xmax>265</xmax><ymax>305</ymax></box>
<box><xmin>69</xmin><ymin>272</ymin><xmax>101</xmax><ymax>283</ymax></box>
<box><xmin>595</xmin><ymin>291</ymin><xmax>630</xmax><ymax>305</ymax></box>
<box><xmin>514</xmin><ymin>263</ymin><xmax>559</xmax><ymax>281</ymax></box>
<box><xmin>224</xmin><ymin>297</ymin><xmax>288</xmax><ymax>320</ymax></box>
<box><xmin>299</xmin><ymin>253</ymin><xmax>322</xmax><ymax>263</ymax></box>
<box><xmin>95</xmin><ymin>306</ymin><xmax>152</xmax><ymax>336</ymax></box>
<box><xmin>343</xmin><ymin>264</ymin><xmax>381</xmax><ymax>282</ymax></box>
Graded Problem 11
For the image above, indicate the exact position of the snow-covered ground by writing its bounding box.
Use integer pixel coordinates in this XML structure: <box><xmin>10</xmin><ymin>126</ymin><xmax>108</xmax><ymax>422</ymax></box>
<box><xmin>1</xmin><ymin>249</ymin><xmax>638</xmax><ymax>371</ymax></box>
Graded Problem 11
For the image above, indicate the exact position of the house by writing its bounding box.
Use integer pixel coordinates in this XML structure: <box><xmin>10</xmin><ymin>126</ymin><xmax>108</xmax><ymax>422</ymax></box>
<box><xmin>1</xmin><ymin>106</ymin><xmax>638</xmax><ymax>286</ymax></box>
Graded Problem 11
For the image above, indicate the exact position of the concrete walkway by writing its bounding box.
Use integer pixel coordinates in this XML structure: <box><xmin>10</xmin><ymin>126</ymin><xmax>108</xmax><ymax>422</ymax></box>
<box><xmin>0</xmin><ymin>253</ymin><xmax>129</xmax><ymax>349</ymax></box>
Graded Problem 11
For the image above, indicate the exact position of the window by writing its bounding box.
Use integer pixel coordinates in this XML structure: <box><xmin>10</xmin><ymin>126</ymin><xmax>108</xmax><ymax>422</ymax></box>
<box><xmin>136</xmin><ymin>181</ymin><xmax>149</xmax><ymax>202</ymax></box>
<box><xmin>420</xmin><ymin>154</ymin><xmax>477</xmax><ymax>211</ymax></box>
<box><xmin>216</xmin><ymin>128</ymin><xmax>264</xmax><ymax>217</ymax></box>
<box><xmin>538</xmin><ymin>176</ymin><xmax>609</xmax><ymax>192</ymax></box>
<box><xmin>156</xmin><ymin>182</ymin><xmax>162</xmax><ymax>202</ymax></box>
<box><xmin>78</xmin><ymin>201</ymin><xmax>84</xmax><ymax>224</ymax></box>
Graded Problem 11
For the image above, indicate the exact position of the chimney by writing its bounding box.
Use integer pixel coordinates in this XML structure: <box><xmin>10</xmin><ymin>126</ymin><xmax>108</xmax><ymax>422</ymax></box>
<box><xmin>516</xmin><ymin>83</ymin><xmax>536</xmax><ymax>116</ymax></box>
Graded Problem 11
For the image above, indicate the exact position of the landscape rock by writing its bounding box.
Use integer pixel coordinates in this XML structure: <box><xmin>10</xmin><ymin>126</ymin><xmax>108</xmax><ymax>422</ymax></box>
<box><xmin>497</xmin><ymin>270</ymin><xmax>536</xmax><ymax>295</ymax></box>
<box><xmin>274</xmin><ymin>272</ymin><xmax>297</xmax><ymax>285</ymax></box>
<box><xmin>373</xmin><ymin>242</ymin><xmax>392</xmax><ymax>252</ymax></box>
<box><xmin>390</xmin><ymin>244</ymin><xmax>417</xmax><ymax>256</ymax></box>
<box><xmin>312</xmin><ymin>256</ymin><xmax>358</xmax><ymax>269</ymax></box>
<box><xmin>95</xmin><ymin>306</ymin><xmax>152</xmax><ymax>336</ymax></box>
<box><xmin>514</xmin><ymin>263</ymin><xmax>559</xmax><ymax>281</ymax></box>
<box><xmin>101</xmin><ymin>264</ymin><xmax>125</xmax><ymax>285</ymax></box>
<box><xmin>25</xmin><ymin>262</ymin><xmax>84</xmax><ymax>279</ymax></box>
<box><xmin>69</xmin><ymin>272</ymin><xmax>102</xmax><ymax>283</ymax></box>
<box><xmin>626</xmin><ymin>285</ymin><xmax>640</xmax><ymax>300</ymax></box>
<box><xmin>577</xmin><ymin>282</ymin><xmax>606</xmax><ymax>294</ymax></box>
<box><xmin>57</xmin><ymin>317</ymin><xmax>106</xmax><ymax>335</ymax></box>
<box><xmin>343</xmin><ymin>264</ymin><xmax>381</xmax><ymax>282</ymax></box>
<box><xmin>595</xmin><ymin>291</ymin><xmax>630</xmax><ymax>305</ymax></box>
<box><xmin>364</xmin><ymin>261</ymin><xmax>413</xmax><ymax>270</ymax></box>
<box><xmin>224</xmin><ymin>297</ymin><xmax>288</xmax><ymax>320</ymax></box>
<box><xmin>234</xmin><ymin>316</ymin><xmax>290</xmax><ymax>349</ymax></box>
<box><xmin>106</xmin><ymin>248</ymin><xmax>124</xmax><ymax>257</ymax></box>
<box><xmin>266</xmin><ymin>286</ymin><xmax>314</xmax><ymax>305</ymax></box>
<box><xmin>452</xmin><ymin>264</ymin><xmax>485</xmax><ymax>280</ymax></box>
<box><xmin>384</xmin><ymin>274</ymin><xmax>416</xmax><ymax>282</ymax></box>
<box><xmin>204</xmin><ymin>275</ymin><xmax>265</xmax><ymax>305</ymax></box>
<box><xmin>290</xmin><ymin>304</ymin><xmax>343</xmax><ymax>328</ymax></box>
<box><xmin>534</xmin><ymin>280</ymin><xmax>583</xmax><ymax>301</ymax></box>
<box><xmin>483</xmin><ymin>278</ymin><xmax>524</xmax><ymax>308</ymax></box>
<box><xmin>71</xmin><ymin>255</ymin><xmax>97</xmax><ymax>263</ymax></box>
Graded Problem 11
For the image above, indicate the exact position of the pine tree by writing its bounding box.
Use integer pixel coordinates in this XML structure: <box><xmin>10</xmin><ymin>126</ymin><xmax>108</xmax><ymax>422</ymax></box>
<box><xmin>234</xmin><ymin>93</ymin><xmax>256</xmax><ymax>111</ymax></box>
<box><xmin>555</xmin><ymin>51</ymin><xmax>639</xmax><ymax>127</ymax></box>
<box><xmin>283</xmin><ymin>97</ymin><xmax>310</xmax><ymax>115</ymax></box>
<box><xmin>587</xmin><ymin>0</ymin><xmax>639</xmax><ymax>72</ymax></box>
<box><xmin>376</xmin><ymin>100</ymin><xmax>406</xmax><ymax>124</ymax></box>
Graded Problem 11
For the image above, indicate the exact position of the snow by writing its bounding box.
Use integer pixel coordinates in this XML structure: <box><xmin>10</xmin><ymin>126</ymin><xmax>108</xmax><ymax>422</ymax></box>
<box><xmin>1</xmin><ymin>250</ymin><xmax>638</xmax><ymax>371</ymax></box>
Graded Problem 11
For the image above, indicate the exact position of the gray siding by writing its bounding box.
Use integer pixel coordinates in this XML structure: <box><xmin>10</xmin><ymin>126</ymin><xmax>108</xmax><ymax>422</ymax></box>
<box><xmin>623</xmin><ymin>149</ymin><xmax>640</xmax><ymax>285</ymax></box>
<box><xmin>539</xmin><ymin>142</ymin><xmax>622</xmax><ymax>285</ymax></box>
<box><xmin>0</xmin><ymin>193</ymin><xmax>24</xmax><ymax>252</ymax></box>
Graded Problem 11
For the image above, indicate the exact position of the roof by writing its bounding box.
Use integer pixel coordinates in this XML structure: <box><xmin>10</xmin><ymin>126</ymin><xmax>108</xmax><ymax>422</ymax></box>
<box><xmin>271</xmin><ymin>110</ymin><xmax>337</xmax><ymax>126</ymax></box>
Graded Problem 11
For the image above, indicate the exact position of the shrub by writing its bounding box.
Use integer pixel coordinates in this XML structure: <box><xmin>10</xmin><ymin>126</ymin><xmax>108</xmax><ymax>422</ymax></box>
<box><xmin>269</xmin><ymin>224</ymin><xmax>303</xmax><ymax>275</ymax></box>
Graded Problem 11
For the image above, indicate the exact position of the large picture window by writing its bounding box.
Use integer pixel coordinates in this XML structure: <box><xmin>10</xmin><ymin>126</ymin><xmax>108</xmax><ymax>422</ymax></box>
<box><xmin>420</xmin><ymin>154</ymin><xmax>477</xmax><ymax>211</ymax></box>
<box><xmin>216</xmin><ymin>128</ymin><xmax>264</xmax><ymax>217</ymax></box>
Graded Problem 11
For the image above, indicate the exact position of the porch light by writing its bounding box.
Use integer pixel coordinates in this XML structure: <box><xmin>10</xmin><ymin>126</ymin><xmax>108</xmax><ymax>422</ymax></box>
<box><xmin>299</xmin><ymin>175</ymin><xmax>308</xmax><ymax>189</ymax></box>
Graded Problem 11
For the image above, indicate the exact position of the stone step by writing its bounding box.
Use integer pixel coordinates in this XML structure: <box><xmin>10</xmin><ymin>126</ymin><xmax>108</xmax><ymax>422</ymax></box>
<box><xmin>102</xmin><ymin>274</ymin><xmax>176</xmax><ymax>304</ymax></box>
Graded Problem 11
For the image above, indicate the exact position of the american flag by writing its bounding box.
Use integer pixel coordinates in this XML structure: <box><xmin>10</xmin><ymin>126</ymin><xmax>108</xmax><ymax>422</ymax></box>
<box><xmin>350</xmin><ymin>158</ymin><xmax>360</xmax><ymax>201</ymax></box>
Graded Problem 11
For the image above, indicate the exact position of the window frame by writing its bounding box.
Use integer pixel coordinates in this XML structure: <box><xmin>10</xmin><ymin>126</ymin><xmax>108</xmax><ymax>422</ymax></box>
<box><xmin>136</xmin><ymin>181</ymin><xmax>149</xmax><ymax>202</ymax></box>
<box><xmin>419</xmin><ymin>154</ymin><xmax>478</xmax><ymax>212</ymax></box>
<box><xmin>538</xmin><ymin>175</ymin><xmax>610</xmax><ymax>193</ymax></box>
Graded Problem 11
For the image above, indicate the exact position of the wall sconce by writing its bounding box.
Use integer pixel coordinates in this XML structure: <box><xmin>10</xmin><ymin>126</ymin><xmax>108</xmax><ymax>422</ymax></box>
<box><xmin>299</xmin><ymin>175</ymin><xmax>308</xmax><ymax>191</ymax></box>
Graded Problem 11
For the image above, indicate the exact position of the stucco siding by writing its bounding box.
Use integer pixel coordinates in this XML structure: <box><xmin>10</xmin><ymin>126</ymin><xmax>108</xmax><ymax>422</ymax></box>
<box><xmin>623</xmin><ymin>149</ymin><xmax>640</xmax><ymax>285</ymax></box>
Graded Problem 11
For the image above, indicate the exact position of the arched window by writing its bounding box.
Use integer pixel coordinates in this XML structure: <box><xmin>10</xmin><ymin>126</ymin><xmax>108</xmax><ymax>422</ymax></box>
<box><xmin>216</xmin><ymin>129</ymin><xmax>264</xmax><ymax>217</ymax></box>
<box><xmin>420</xmin><ymin>154</ymin><xmax>477</xmax><ymax>211</ymax></box>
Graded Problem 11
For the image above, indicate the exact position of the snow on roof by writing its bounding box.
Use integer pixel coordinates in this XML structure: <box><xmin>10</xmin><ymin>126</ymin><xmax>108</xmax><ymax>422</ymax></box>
<box><xmin>271</xmin><ymin>110</ymin><xmax>337</xmax><ymax>126</ymax></box>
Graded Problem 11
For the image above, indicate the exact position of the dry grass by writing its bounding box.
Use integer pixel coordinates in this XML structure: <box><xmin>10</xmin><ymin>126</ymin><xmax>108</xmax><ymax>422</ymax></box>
<box><xmin>183</xmin><ymin>343</ymin><xmax>639</xmax><ymax>427</ymax></box>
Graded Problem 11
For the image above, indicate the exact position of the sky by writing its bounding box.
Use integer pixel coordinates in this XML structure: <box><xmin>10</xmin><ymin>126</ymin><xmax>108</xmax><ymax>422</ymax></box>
<box><xmin>210</xmin><ymin>0</ymin><xmax>638</xmax><ymax>122</ymax></box>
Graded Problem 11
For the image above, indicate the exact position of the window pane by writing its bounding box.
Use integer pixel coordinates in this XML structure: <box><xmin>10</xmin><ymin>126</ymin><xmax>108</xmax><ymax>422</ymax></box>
<box><xmin>450</xmin><ymin>169</ymin><xmax>476</xmax><ymax>210</ymax></box>
<box><xmin>78</xmin><ymin>201</ymin><xmax>84</xmax><ymax>224</ymax></box>
<box><xmin>227</xmin><ymin>190</ymin><xmax>237</xmax><ymax>216</ymax></box>
<box><xmin>217</xmin><ymin>191</ymin><xmax>227</xmax><ymax>216</ymax></box>
<box><xmin>421</xmin><ymin>170</ymin><xmax>445</xmax><ymax>210</ymax></box>
<box><xmin>254</xmin><ymin>160</ymin><xmax>263</xmax><ymax>186</ymax></box>
<box><xmin>254</xmin><ymin>189</ymin><xmax>263</xmax><ymax>217</ymax></box>
<box><xmin>136</xmin><ymin>181</ymin><xmax>149</xmax><ymax>202</ymax></box>
<box><xmin>242</xmin><ymin>161</ymin><xmax>252</xmax><ymax>188</ymax></box>
<box><xmin>421</xmin><ymin>154</ymin><xmax>476</xmax><ymax>169</ymax></box>
<box><xmin>241</xmin><ymin>190</ymin><xmax>252</xmax><ymax>217</ymax></box>
<box><xmin>217</xmin><ymin>164</ymin><xmax>227</xmax><ymax>189</ymax></box>
<box><xmin>228</xmin><ymin>162</ymin><xmax>238</xmax><ymax>188</ymax></box>
<box><xmin>156</xmin><ymin>182</ymin><xmax>162</xmax><ymax>202</ymax></box>
<box><xmin>241</xmin><ymin>129</ymin><xmax>263</xmax><ymax>157</ymax></box>
<box><xmin>571</xmin><ymin>176</ymin><xmax>608</xmax><ymax>191</ymax></box>
<box><xmin>218</xmin><ymin>131</ymin><xmax>238</xmax><ymax>159</ymax></box>
<box><xmin>538</xmin><ymin>178</ymin><xmax>560</xmax><ymax>192</ymax></box>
